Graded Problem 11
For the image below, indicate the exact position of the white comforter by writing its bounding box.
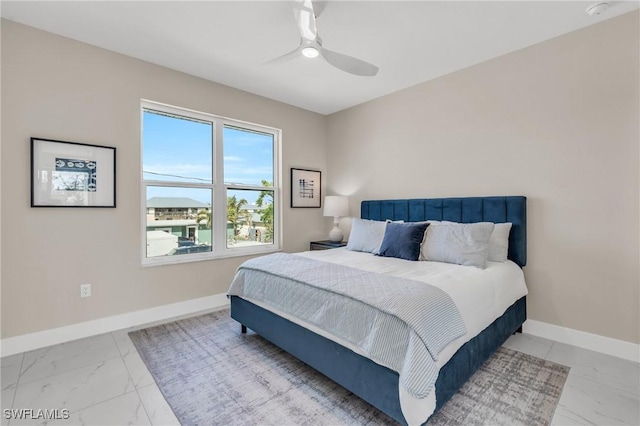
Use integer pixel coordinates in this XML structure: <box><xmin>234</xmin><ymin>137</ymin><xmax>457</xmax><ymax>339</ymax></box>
<box><xmin>241</xmin><ymin>248</ymin><xmax>528</xmax><ymax>425</ymax></box>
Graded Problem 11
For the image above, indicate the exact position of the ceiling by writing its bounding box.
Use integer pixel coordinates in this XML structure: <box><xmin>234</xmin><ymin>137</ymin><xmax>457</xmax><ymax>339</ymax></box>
<box><xmin>1</xmin><ymin>1</ymin><xmax>637</xmax><ymax>115</ymax></box>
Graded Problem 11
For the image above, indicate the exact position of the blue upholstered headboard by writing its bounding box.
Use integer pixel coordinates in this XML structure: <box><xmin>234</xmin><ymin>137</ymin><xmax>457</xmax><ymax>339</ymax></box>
<box><xmin>361</xmin><ymin>196</ymin><xmax>527</xmax><ymax>267</ymax></box>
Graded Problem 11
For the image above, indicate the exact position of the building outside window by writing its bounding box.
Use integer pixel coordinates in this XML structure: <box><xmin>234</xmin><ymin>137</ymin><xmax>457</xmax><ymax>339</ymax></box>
<box><xmin>141</xmin><ymin>100</ymin><xmax>280</xmax><ymax>265</ymax></box>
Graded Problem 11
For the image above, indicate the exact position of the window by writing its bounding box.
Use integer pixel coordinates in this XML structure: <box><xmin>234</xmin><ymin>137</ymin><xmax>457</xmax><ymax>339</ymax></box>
<box><xmin>141</xmin><ymin>101</ymin><xmax>280</xmax><ymax>265</ymax></box>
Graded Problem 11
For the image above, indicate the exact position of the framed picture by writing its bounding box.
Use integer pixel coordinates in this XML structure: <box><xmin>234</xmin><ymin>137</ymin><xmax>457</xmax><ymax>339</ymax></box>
<box><xmin>31</xmin><ymin>137</ymin><xmax>116</xmax><ymax>208</ymax></box>
<box><xmin>291</xmin><ymin>168</ymin><xmax>321</xmax><ymax>208</ymax></box>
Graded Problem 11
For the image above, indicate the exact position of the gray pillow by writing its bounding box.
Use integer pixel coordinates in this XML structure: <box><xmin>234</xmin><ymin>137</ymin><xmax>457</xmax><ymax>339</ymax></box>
<box><xmin>488</xmin><ymin>223</ymin><xmax>512</xmax><ymax>262</ymax></box>
<box><xmin>346</xmin><ymin>218</ymin><xmax>387</xmax><ymax>254</ymax></box>
<box><xmin>421</xmin><ymin>222</ymin><xmax>495</xmax><ymax>268</ymax></box>
<box><xmin>438</xmin><ymin>221</ymin><xmax>512</xmax><ymax>262</ymax></box>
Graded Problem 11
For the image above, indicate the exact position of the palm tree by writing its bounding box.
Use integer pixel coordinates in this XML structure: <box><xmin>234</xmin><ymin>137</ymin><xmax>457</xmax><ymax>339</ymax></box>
<box><xmin>256</xmin><ymin>180</ymin><xmax>274</xmax><ymax>242</ymax></box>
<box><xmin>227</xmin><ymin>195</ymin><xmax>248</xmax><ymax>237</ymax></box>
<box><xmin>196</xmin><ymin>208</ymin><xmax>211</xmax><ymax>229</ymax></box>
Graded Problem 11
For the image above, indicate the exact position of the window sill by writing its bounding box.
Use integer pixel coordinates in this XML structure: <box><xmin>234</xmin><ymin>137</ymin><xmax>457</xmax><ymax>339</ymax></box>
<box><xmin>141</xmin><ymin>245</ymin><xmax>282</xmax><ymax>267</ymax></box>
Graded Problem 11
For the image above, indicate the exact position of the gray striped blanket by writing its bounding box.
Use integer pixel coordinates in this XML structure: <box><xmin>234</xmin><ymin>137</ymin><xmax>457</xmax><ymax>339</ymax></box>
<box><xmin>228</xmin><ymin>253</ymin><xmax>467</xmax><ymax>399</ymax></box>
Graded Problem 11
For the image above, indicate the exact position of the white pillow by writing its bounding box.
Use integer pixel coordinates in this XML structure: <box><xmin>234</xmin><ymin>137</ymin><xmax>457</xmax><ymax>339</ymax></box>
<box><xmin>421</xmin><ymin>222</ymin><xmax>495</xmax><ymax>268</ymax></box>
<box><xmin>346</xmin><ymin>218</ymin><xmax>387</xmax><ymax>254</ymax></box>
<box><xmin>488</xmin><ymin>223</ymin><xmax>512</xmax><ymax>262</ymax></box>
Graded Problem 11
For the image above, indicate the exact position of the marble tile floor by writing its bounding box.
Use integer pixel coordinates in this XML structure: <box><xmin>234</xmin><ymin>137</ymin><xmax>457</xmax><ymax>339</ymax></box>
<box><xmin>1</xmin><ymin>319</ymin><xmax>638</xmax><ymax>426</ymax></box>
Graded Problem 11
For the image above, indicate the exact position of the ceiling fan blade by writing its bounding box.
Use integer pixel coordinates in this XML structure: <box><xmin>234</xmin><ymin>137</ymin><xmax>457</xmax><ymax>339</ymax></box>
<box><xmin>293</xmin><ymin>0</ymin><xmax>317</xmax><ymax>41</ymax></box>
<box><xmin>312</xmin><ymin>1</ymin><xmax>326</xmax><ymax>18</ymax></box>
<box><xmin>266</xmin><ymin>46</ymin><xmax>301</xmax><ymax>64</ymax></box>
<box><xmin>321</xmin><ymin>48</ymin><xmax>379</xmax><ymax>77</ymax></box>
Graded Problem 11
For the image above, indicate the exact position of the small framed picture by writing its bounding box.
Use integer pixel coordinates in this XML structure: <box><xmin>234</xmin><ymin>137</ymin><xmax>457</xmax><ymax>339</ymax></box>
<box><xmin>291</xmin><ymin>168</ymin><xmax>321</xmax><ymax>208</ymax></box>
<box><xmin>31</xmin><ymin>137</ymin><xmax>116</xmax><ymax>208</ymax></box>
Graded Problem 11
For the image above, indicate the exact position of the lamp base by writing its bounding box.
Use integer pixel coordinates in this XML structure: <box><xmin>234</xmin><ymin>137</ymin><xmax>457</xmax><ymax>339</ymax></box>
<box><xmin>328</xmin><ymin>224</ymin><xmax>343</xmax><ymax>243</ymax></box>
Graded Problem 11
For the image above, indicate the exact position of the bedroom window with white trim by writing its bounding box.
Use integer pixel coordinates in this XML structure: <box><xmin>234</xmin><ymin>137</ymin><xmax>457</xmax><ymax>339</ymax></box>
<box><xmin>141</xmin><ymin>100</ymin><xmax>281</xmax><ymax>266</ymax></box>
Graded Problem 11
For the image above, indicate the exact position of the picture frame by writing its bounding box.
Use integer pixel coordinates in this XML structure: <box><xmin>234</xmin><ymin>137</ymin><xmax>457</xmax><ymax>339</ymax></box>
<box><xmin>290</xmin><ymin>168</ymin><xmax>321</xmax><ymax>208</ymax></box>
<box><xmin>31</xmin><ymin>137</ymin><xmax>116</xmax><ymax>208</ymax></box>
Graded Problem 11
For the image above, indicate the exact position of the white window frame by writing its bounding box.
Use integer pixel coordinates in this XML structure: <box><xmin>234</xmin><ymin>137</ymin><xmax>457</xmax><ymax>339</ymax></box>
<box><xmin>141</xmin><ymin>100</ymin><xmax>281</xmax><ymax>266</ymax></box>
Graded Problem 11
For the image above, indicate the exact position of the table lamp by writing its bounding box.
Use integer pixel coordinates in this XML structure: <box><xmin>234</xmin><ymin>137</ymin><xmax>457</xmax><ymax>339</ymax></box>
<box><xmin>323</xmin><ymin>196</ymin><xmax>349</xmax><ymax>242</ymax></box>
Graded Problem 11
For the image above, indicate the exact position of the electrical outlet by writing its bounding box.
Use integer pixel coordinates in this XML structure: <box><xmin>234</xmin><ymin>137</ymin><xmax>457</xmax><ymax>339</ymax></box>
<box><xmin>80</xmin><ymin>284</ymin><xmax>92</xmax><ymax>298</ymax></box>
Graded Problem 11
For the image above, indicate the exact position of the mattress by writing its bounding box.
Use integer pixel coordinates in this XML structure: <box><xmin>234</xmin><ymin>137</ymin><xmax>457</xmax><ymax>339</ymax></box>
<box><xmin>236</xmin><ymin>248</ymin><xmax>528</xmax><ymax>425</ymax></box>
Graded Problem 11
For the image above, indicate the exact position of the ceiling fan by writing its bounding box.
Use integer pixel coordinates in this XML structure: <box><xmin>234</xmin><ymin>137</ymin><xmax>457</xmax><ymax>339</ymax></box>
<box><xmin>270</xmin><ymin>0</ymin><xmax>379</xmax><ymax>77</ymax></box>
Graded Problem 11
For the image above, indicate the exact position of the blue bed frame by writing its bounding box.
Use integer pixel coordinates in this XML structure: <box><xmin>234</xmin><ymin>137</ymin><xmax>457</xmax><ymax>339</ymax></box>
<box><xmin>230</xmin><ymin>196</ymin><xmax>527</xmax><ymax>424</ymax></box>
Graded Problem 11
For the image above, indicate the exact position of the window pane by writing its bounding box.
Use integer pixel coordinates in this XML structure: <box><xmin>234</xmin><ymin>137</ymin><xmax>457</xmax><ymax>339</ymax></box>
<box><xmin>143</xmin><ymin>110</ymin><xmax>213</xmax><ymax>184</ymax></box>
<box><xmin>146</xmin><ymin>186</ymin><xmax>212</xmax><ymax>258</ymax></box>
<box><xmin>223</xmin><ymin>126</ymin><xmax>274</xmax><ymax>186</ymax></box>
<box><xmin>226</xmin><ymin>188</ymin><xmax>274</xmax><ymax>248</ymax></box>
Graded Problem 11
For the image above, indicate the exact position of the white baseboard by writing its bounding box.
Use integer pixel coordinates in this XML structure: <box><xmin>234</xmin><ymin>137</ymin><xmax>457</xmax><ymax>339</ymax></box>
<box><xmin>0</xmin><ymin>293</ymin><xmax>230</xmax><ymax>357</ymax></box>
<box><xmin>2</xmin><ymin>297</ymin><xmax>638</xmax><ymax>363</ymax></box>
<box><xmin>523</xmin><ymin>319</ymin><xmax>640</xmax><ymax>363</ymax></box>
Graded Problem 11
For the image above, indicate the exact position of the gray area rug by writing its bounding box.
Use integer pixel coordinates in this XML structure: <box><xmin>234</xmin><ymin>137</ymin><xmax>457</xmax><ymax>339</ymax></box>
<box><xmin>129</xmin><ymin>309</ymin><xmax>569</xmax><ymax>426</ymax></box>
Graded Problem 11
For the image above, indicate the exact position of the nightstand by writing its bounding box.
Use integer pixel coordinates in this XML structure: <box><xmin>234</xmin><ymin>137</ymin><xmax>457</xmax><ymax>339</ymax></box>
<box><xmin>309</xmin><ymin>240</ymin><xmax>347</xmax><ymax>251</ymax></box>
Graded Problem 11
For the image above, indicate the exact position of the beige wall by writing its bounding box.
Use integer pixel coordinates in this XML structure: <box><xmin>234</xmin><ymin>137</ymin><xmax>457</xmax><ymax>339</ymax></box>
<box><xmin>2</xmin><ymin>12</ymin><xmax>639</xmax><ymax>345</ymax></box>
<box><xmin>327</xmin><ymin>12</ymin><xmax>639</xmax><ymax>344</ymax></box>
<box><xmin>1</xmin><ymin>20</ymin><xmax>328</xmax><ymax>338</ymax></box>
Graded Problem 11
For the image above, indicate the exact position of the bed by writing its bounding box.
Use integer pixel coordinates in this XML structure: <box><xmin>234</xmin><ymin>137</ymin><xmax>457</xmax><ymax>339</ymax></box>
<box><xmin>228</xmin><ymin>196</ymin><xmax>527</xmax><ymax>425</ymax></box>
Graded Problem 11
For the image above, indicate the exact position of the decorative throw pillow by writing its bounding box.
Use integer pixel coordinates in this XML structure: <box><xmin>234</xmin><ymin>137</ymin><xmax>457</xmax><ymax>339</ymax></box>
<box><xmin>346</xmin><ymin>218</ymin><xmax>388</xmax><ymax>254</ymax></box>
<box><xmin>488</xmin><ymin>223</ymin><xmax>512</xmax><ymax>262</ymax></box>
<box><xmin>378</xmin><ymin>222</ymin><xmax>430</xmax><ymax>261</ymax></box>
<box><xmin>421</xmin><ymin>222</ymin><xmax>495</xmax><ymax>268</ymax></box>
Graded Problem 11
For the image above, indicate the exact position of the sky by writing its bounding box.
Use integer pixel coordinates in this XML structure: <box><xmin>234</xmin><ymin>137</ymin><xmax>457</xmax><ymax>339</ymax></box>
<box><xmin>143</xmin><ymin>110</ymin><xmax>274</xmax><ymax>205</ymax></box>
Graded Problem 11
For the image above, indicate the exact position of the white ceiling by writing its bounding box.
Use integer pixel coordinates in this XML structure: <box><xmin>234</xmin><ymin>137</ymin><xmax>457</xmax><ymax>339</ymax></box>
<box><xmin>1</xmin><ymin>1</ymin><xmax>637</xmax><ymax>115</ymax></box>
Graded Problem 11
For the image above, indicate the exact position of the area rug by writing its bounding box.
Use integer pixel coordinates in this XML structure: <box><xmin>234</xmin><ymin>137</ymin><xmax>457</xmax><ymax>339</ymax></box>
<box><xmin>129</xmin><ymin>309</ymin><xmax>569</xmax><ymax>426</ymax></box>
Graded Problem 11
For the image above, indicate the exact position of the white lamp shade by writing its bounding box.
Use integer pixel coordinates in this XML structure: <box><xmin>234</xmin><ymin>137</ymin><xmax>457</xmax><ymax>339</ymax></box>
<box><xmin>323</xmin><ymin>196</ymin><xmax>349</xmax><ymax>217</ymax></box>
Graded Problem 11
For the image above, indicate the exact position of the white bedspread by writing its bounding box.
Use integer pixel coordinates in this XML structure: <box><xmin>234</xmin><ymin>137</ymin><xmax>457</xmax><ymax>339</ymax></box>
<box><xmin>237</xmin><ymin>248</ymin><xmax>528</xmax><ymax>425</ymax></box>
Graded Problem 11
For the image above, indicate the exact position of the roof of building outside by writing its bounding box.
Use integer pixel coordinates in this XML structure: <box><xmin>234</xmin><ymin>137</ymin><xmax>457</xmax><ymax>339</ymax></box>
<box><xmin>240</xmin><ymin>204</ymin><xmax>266</xmax><ymax>211</ymax></box>
<box><xmin>147</xmin><ymin>197</ymin><xmax>209</xmax><ymax>208</ymax></box>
